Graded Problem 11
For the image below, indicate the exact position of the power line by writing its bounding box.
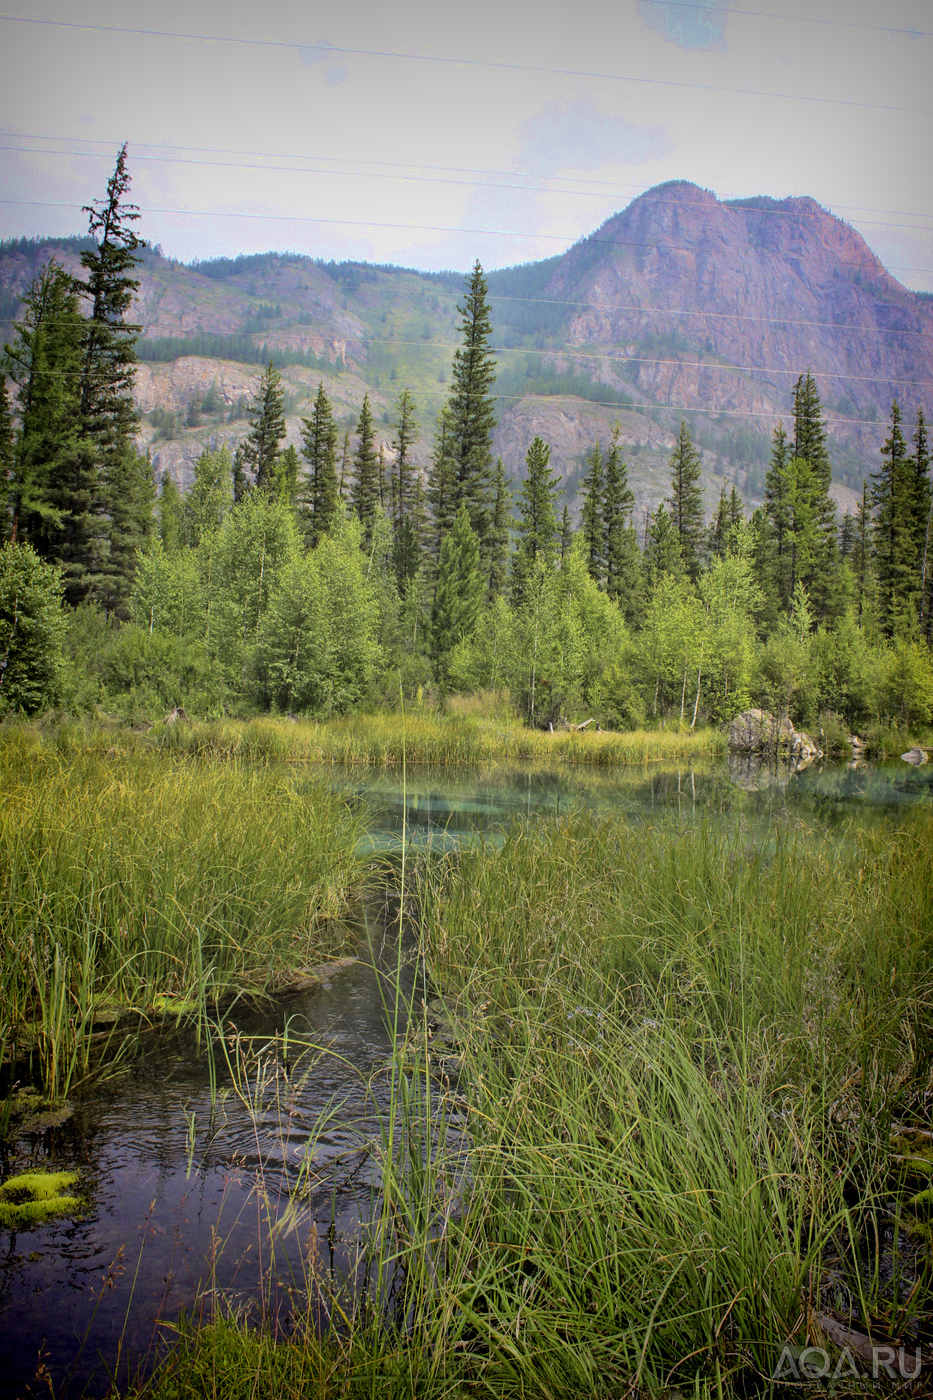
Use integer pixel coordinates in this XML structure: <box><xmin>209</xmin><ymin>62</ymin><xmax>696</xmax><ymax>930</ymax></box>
<box><xmin>3</xmin><ymin>197</ymin><xmax>931</xmax><ymax>276</ymax></box>
<box><xmin>8</xmin><ymin>131</ymin><xmax>932</xmax><ymax>224</ymax></box>
<box><xmin>6</xmin><ymin>135</ymin><xmax>933</xmax><ymax>231</ymax></box>
<box><xmin>0</xmin><ymin>14</ymin><xmax>928</xmax><ymax>116</ymax></box>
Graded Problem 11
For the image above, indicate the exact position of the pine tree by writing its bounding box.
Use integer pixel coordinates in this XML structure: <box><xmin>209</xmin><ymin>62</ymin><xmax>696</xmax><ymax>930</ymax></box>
<box><xmin>487</xmin><ymin>458</ymin><xmax>512</xmax><ymax>601</ymax></box>
<box><xmin>350</xmin><ymin>394</ymin><xmax>380</xmax><ymax>548</ymax></box>
<box><xmin>580</xmin><ymin>442</ymin><xmax>605</xmax><ymax>586</ymax></box>
<box><xmin>667</xmin><ymin>420</ymin><xmax>704</xmax><ymax>580</ymax></box>
<box><xmin>447</xmin><ymin>261</ymin><xmax>497</xmax><ymax>553</ymax></box>
<box><xmin>298</xmin><ymin>382</ymin><xmax>339</xmax><ymax>546</ymax></box>
<box><xmin>511</xmin><ymin>436</ymin><xmax>560</xmax><ymax>604</ymax></box>
<box><xmin>243</xmin><ymin>363</ymin><xmax>286</xmax><ymax>493</ymax></box>
<box><xmin>432</xmin><ymin>503</ymin><xmax>484</xmax><ymax>679</ymax></box>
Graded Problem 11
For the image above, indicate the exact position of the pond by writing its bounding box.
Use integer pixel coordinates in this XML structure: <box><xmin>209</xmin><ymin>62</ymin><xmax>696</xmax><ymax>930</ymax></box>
<box><xmin>1</xmin><ymin>755</ymin><xmax>931</xmax><ymax>1396</ymax></box>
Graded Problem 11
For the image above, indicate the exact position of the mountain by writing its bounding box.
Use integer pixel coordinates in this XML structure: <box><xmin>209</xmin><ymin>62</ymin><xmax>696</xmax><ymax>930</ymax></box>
<box><xmin>2</xmin><ymin>182</ymin><xmax>930</xmax><ymax>526</ymax></box>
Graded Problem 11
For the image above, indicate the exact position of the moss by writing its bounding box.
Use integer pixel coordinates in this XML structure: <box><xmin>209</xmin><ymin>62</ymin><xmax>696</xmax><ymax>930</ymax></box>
<box><xmin>0</xmin><ymin>1171</ymin><xmax>81</xmax><ymax>1229</ymax></box>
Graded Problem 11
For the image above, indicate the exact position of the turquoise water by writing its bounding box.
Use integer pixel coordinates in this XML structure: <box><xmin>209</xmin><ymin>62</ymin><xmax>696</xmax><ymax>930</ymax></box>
<box><xmin>332</xmin><ymin>754</ymin><xmax>933</xmax><ymax>852</ymax></box>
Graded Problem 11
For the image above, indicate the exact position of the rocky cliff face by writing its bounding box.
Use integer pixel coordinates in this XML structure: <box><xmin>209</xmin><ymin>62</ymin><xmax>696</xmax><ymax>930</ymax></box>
<box><xmin>2</xmin><ymin>183</ymin><xmax>929</xmax><ymax>511</ymax></box>
<box><xmin>544</xmin><ymin>182</ymin><xmax>931</xmax><ymax>457</ymax></box>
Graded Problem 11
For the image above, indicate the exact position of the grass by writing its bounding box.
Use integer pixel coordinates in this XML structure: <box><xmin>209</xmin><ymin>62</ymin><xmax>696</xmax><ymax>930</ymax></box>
<box><xmin>129</xmin><ymin>805</ymin><xmax>933</xmax><ymax>1398</ymax></box>
<box><xmin>154</xmin><ymin>711</ymin><xmax>729</xmax><ymax>768</ymax></box>
<box><xmin>0</xmin><ymin>726</ymin><xmax>368</xmax><ymax>1101</ymax></box>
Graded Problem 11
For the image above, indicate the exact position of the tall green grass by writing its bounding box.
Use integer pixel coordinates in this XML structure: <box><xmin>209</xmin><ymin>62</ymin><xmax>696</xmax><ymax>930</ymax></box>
<box><xmin>0</xmin><ymin>728</ymin><xmax>367</xmax><ymax>1100</ymax></box>
<box><xmin>136</xmin><ymin>811</ymin><xmax>932</xmax><ymax>1398</ymax></box>
<box><xmin>156</xmin><ymin>712</ymin><xmax>728</xmax><ymax>768</ymax></box>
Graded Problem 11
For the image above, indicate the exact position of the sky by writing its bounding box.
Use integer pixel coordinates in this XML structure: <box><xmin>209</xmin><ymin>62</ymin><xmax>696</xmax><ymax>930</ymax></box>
<box><xmin>0</xmin><ymin>0</ymin><xmax>931</xmax><ymax>290</ymax></box>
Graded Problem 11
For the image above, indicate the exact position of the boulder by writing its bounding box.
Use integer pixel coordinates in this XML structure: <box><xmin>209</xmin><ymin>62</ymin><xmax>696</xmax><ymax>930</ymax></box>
<box><xmin>901</xmin><ymin>747</ymin><xmax>929</xmax><ymax>766</ymax></box>
<box><xmin>727</xmin><ymin>709</ymin><xmax>821</xmax><ymax>760</ymax></box>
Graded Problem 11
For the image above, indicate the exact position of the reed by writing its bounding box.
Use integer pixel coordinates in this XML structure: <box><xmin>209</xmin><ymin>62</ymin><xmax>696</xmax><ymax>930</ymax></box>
<box><xmin>136</xmin><ymin>810</ymin><xmax>932</xmax><ymax>1398</ymax></box>
<box><xmin>0</xmin><ymin>728</ymin><xmax>367</xmax><ymax>1100</ymax></box>
<box><xmin>155</xmin><ymin>712</ymin><xmax>728</xmax><ymax>768</ymax></box>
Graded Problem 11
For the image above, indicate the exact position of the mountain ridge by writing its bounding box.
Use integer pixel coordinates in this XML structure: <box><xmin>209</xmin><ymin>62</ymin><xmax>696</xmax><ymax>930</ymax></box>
<box><xmin>2</xmin><ymin>182</ymin><xmax>930</xmax><ymax>524</ymax></box>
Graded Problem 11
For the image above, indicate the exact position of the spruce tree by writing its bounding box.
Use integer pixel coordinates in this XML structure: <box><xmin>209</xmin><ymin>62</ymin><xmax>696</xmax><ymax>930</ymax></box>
<box><xmin>447</xmin><ymin>261</ymin><xmax>497</xmax><ymax>553</ymax></box>
<box><xmin>350</xmin><ymin>394</ymin><xmax>380</xmax><ymax>548</ymax></box>
<box><xmin>667</xmin><ymin>420</ymin><xmax>704</xmax><ymax>580</ymax></box>
<box><xmin>392</xmin><ymin>390</ymin><xmax>421</xmax><ymax>532</ymax></box>
<box><xmin>580</xmin><ymin>442</ymin><xmax>605</xmax><ymax>586</ymax></box>
<box><xmin>560</xmin><ymin>504</ymin><xmax>573</xmax><ymax>561</ymax></box>
<box><xmin>243</xmin><ymin>363</ymin><xmax>287</xmax><ymax>493</ymax></box>
<box><xmin>299</xmin><ymin>382</ymin><xmax>340</xmax><ymax>546</ymax></box>
<box><xmin>603</xmin><ymin>428</ymin><xmax>638</xmax><ymax>612</ymax></box>
<box><xmin>792</xmin><ymin>372</ymin><xmax>838</xmax><ymax>621</ymax></box>
<box><xmin>871</xmin><ymin>400</ymin><xmax>915</xmax><ymax>635</ymax></box>
<box><xmin>853</xmin><ymin>481</ymin><xmax>872</xmax><ymax>623</ymax></box>
<box><xmin>426</xmin><ymin>404</ymin><xmax>457</xmax><ymax>570</ymax></box>
<box><xmin>4</xmin><ymin>263</ymin><xmax>83</xmax><ymax>556</ymax></box>
<box><xmin>432</xmin><ymin>503</ymin><xmax>484</xmax><ymax>679</ymax></box>
<box><xmin>763</xmin><ymin>422</ymin><xmax>793</xmax><ymax>610</ymax></box>
<box><xmin>910</xmin><ymin>409</ymin><xmax>932</xmax><ymax>640</ymax></box>
<box><xmin>644</xmin><ymin>503</ymin><xmax>683</xmax><ymax>592</ymax></box>
<box><xmin>487</xmin><ymin>458</ymin><xmax>512</xmax><ymax>601</ymax></box>
<box><xmin>511</xmin><ymin>436</ymin><xmax>560</xmax><ymax>604</ymax></box>
<box><xmin>76</xmin><ymin>144</ymin><xmax>144</xmax><ymax>608</ymax></box>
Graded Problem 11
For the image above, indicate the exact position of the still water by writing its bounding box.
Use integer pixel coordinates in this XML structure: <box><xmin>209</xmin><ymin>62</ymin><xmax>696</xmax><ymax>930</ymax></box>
<box><xmin>1</xmin><ymin>756</ymin><xmax>931</xmax><ymax>1396</ymax></box>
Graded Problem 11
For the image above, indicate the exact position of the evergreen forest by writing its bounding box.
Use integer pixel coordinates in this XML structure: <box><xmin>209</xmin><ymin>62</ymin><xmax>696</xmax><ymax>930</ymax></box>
<box><xmin>2</xmin><ymin>150</ymin><xmax>933</xmax><ymax>744</ymax></box>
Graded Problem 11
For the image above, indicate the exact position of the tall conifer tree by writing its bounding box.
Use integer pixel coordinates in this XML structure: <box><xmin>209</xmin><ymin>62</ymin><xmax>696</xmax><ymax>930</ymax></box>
<box><xmin>511</xmin><ymin>436</ymin><xmax>561</xmax><ymax>605</ymax></box>
<box><xmin>243</xmin><ymin>363</ymin><xmax>287</xmax><ymax>493</ymax></box>
<box><xmin>667</xmin><ymin>420</ymin><xmax>704</xmax><ymax>580</ymax></box>
<box><xmin>871</xmin><ymin>400</ymin><xmax>915</xmax><ymax>635</ymax></box>
<box><xmin>299</xmin><ymin>381</ymin><xmax>339</xmax><ymax>545</ymax></box>
<box><xmin>447</xmin><ymin>261</ymin><xmax>497</xmax><ymax>554</ymax></box>
<box><xmin>580</xmin><ymin>442</ymin><xmax>605</xmax><ymax>586</ymax></box>
<box><xmin>350</xmin><ymin>394</ymin><xmax>380</xmax><ymax>548</ymax></box>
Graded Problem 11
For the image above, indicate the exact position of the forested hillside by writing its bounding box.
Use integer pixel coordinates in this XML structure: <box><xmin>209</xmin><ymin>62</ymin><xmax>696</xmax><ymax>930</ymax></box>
<box><xmin>2</xmin><ymin>152</ymin><xmax>932</xmax><ymax>739</ymax></box>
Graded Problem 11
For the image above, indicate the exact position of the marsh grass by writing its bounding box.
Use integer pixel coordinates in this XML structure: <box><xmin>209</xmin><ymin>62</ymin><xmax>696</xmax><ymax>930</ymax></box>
<box><xmin>0</xmin><ymin>728</ymin><xmax>366</xmax><ymax>1100</ymax></box>
<box><xmin>136</xmin><ymin>809</ymin><xmax>932</xmax><ymax>1398</ymax></box>
<box><xmin>154</xmin><ymin>713</ymin><xmax>728</xmax><ymax>769</ymax></box>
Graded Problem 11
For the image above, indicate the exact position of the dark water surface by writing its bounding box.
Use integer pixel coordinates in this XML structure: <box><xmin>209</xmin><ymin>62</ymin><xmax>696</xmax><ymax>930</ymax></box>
<box><xmin>2</xmin><ymin>756</ymin><xmax>931</xmax><ymax>1396</ymax></box>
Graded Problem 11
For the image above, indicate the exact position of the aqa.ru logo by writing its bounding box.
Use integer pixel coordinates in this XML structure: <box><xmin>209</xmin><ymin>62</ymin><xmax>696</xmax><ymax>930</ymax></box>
<box><xmin>773</xmin><ymin>1343</ymin><xmax>923</xmax><ymax>1382</ymax></box>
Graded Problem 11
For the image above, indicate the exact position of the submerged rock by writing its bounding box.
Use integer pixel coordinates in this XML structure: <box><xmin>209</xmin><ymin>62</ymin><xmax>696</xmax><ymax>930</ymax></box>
<box><xmin>901</xmin><ymin>747</ymin><xmax>929</xmax><ymax>765</ymax></box>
